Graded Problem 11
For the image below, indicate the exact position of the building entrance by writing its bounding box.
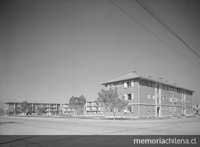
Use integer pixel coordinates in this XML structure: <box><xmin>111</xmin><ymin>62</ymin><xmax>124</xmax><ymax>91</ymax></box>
<box><xmin>157</xmin><ymin>107</ymin><xmax>160</xmax><ymax>117</ymax></box>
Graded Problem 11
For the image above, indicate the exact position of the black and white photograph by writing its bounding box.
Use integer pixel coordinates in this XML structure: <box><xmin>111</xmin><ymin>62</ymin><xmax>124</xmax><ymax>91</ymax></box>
<box><xmin>0</xmin><ymin>0</ymin><xmax>200</xmax><ymax>146</ymax></box>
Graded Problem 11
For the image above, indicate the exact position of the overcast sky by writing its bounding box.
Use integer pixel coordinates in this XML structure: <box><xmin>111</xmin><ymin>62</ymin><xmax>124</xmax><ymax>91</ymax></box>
<box><xmin>0</xmin><ymin>0</ymin><xmax>200</xmax><ymax>104</ymax></box>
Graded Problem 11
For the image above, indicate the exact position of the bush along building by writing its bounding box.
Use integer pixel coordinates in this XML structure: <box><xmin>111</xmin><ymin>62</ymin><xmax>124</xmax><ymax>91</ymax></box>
<box><xmin>100</xmin><ymin>71</ymin><xmax>194</xmax><ymax>118</ymax></box>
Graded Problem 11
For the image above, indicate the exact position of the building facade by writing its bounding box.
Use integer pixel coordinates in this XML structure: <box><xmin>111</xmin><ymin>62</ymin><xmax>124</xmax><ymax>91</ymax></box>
<box><xmin>4</xmin><ymin>102</ymin><xmax>60</xmax><ymax>113</ymax></box>
<box><xmin>85</xmin><ymin>100</ymin><xmax>103</xmax><ymax>115</ymax></box>
<box><xmin>100</xmin><ymin>72</ymin><xmax>194</xmax><ymax>118</ymax></box>
<box><xmin>60</xmin><ymin>103</ymin><xmax>75</xmax><ymax>115</ymax></box>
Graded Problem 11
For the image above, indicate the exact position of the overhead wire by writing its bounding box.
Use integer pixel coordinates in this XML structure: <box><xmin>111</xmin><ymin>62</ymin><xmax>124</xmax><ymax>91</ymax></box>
<box><xmin>108</xmin><ymin>0</ymin><xmax>200</xmax><ymax>70</ymax></box>
<box><xmin>135</xmin><ymin>0</ymin><xmax>200</xmax><ymax>60</ymax></box>
<box><xmin>184</xmin><ymin>0</ymin><xmax>200</xmax><ymax>25</ymax></box>
<box><xmin>173</xmin><ymin>0</ymin><xmax>200</xmax><ymax>36</ymax></box>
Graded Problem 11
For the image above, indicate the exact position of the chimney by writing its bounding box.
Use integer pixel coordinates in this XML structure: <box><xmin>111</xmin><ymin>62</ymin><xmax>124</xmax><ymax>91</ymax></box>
<box><xmin>149</xmin><ymin>76</ymin><xmax>152</xmax><ymax>79</ymax></box>
<box><xmin>133</xmin><ymin>71</ymin><xmax>137</xmax><ymax>75</ymax></box>
<box><xmin>159</xmin><ymin>78</ymin><xmax>163</xmax><ymax>81</ymax></box>
<box><xmin>165</xmin><ymin>80</ymin><xmax>168</xmax><ymax>83</ymax></box>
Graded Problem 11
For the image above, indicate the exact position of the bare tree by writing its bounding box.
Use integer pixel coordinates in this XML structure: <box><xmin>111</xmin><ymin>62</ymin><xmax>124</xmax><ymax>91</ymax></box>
<box><xmin>97</xmin><ymin>87</ymin><xmax>129</xmax><ymax>120</ymax></box>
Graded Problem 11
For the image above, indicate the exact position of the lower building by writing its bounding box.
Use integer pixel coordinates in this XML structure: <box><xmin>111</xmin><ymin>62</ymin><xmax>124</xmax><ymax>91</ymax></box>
<box><xmin>4</xmin><ymin>102</ymin><xmax>60</xmax><ymax>114</ymax></box>
<box><xmin>85</xmin><ymin>100</ymin><xmax>103</xmax><ymax>115</ymax></box>
<box><xmin>60</xmin><ymin>104</ymin><xmax>75</xmax><ymax>115</ymax></box>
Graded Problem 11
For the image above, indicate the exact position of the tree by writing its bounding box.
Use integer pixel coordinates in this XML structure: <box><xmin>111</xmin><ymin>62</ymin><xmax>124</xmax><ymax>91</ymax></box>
<box><xmin>15</xmin><ymin>106</ymin><xmax>22</xmax><ymax>115</ymax></box>
<box><xmin>69</xmin><ymin>95</ymin><xmax>86</xmax><ymax>117</ymax></box>
<box><xmin>21</xmin><ymin>101</ymin><xmax>32</xmax><ymax>116</ymax></box>
<box><xmin>97</xmin><ymin>87</ymin><xmax>129</xmax><ymax>120</ymax></box>
<box><xmin>36</xmin><ymin>106</ymin><xmax>46</xmax><ymax>115</ymax></box>
<box><xmin>0</xmin><ymin>102</ymin><xmax>4</xmax><ymax>116</ymax></box>
<box><xmin>0</xmin><ymin>108</ymin><xmax>3</xmax><ymax>116</ymax></box>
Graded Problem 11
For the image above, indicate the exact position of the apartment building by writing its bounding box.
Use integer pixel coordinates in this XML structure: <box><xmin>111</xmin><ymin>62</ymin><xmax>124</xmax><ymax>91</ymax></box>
<box><xmin>60</xmin><ymin>103</ymin><xmax>75</xmax><ymax>114</ymax></box>
<box><xmin>85</xmin><ymin>100</ymin><xmax>103</xmax><ymax>114</ymax></box>
<box><xmin>4</xmin><ymin>102</ymin><xmax>60</xmax><ymax>113</ymax></box>
<box><xmin>100</xmin><ymin>71</ymin><xmax>195</xmax><ymax>118</ymax></box>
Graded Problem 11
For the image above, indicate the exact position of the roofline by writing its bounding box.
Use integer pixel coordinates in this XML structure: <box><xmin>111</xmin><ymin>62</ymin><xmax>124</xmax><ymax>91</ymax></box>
<box><xmin>4</xmin><ymin>102</ymin><xmax>61</xmax><ymax>104</ymax></box>
<box><xmin>100</xmin><ymin>75</ymin><xmax>141</xmax><ymax>85</ymax></box>
<box><xmin>100</xmin><ymin>75</ymin><xmax>195</xmax><ymax>92</ymax></box>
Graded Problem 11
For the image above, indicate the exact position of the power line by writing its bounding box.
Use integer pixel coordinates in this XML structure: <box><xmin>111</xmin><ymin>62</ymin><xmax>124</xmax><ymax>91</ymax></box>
<box><xmin>184</xmin><ymin>0</ymin><xmax>200</xmax><ymax>25</ymax></box>
<box><xmin>108</xmin><ymin>0</ymin><xmax>200</xmax><ymax>70</ymax></box>
<box><xmin>135</xmin><ymin>0</ymin><xmax>200</xmax><ymax>60</ymax></box>
<box><xmin>173</xmin><ymin>0</ymin><xmax>200</xmax><ymax>36</ymax></box>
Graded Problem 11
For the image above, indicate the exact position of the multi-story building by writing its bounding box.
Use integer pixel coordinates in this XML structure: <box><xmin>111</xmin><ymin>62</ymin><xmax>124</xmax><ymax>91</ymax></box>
<box><xmin>100</xmin><ymin>71</ymin><xmax>195</xmax><ymax>118</ymax></box>
<box><xmin>85</xmin><ymin>100</ymin><xmax>103</xmax><ymax>115</ymax></box>
<box><xmin>60</xmin><ymin>103</ymin><xmax>75</xmax><ymax>114</ymax></box>
<box><xmin>4</xmin><ymin>102</ymin><xmax>60</xmax><ymax>113</ymax></box>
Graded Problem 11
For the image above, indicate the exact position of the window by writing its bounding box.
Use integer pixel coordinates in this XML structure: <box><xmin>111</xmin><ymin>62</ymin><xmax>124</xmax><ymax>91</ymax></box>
<box><xmin>131</xmin><ymin>93</ymin><xmax>134</xmax><ymax>100</ymax></box>
<box><xmin>124</xmin><ymin>107</ymin><xmax>128</xmax><ymax>113</ymax></box>
<box><xmin>162</xmin><ymin>107</ymin><xmax>164</xmax><ymax>112</ymax></box>
<box><xmin>131</xmin><ymin>81</ymin><xmax>134</xmax><ymax>87</ymax></box>
<box><xmin>165</xmin><ymin>107</ymin><xmax>168</xmax><ymax>112</ymax></box>
<box><xmin>174</xmin><ymin>98</ymin><xmax>177</xmax><ymax>103</ymax></box>
<box><xmin>107</xmin><ymin>84</ymin><xmax>111</xmax><ymax>90</ymax></box>
<box><xmin>170</xmin><ymin>87</ymin><xmax>173</xmax><ymax>92</ymax></box>
<box><xmin>178</xmin><ymin>89</ymin><xmax>182</xmax><ymax>93</ymax></box>
<box><xmin>162</xmin><ymin>85</ymin><xmax>165</xmax><ymax>90</ymax></box>
<box><xmin>157</xmin><ymin>85</ymin><xmax>159</xmax><ymax>93</ymax></box>
<box><xmin>147</xmin><ymin>94</ymin><xmax>150</xmax><ymax>99</ymax></box>
<box><xmin>150</xmin><ymin>83</ymin><xmax>155</xmax><ymax>88</ymax></box>
<box><xmin>127</xmin><ymin>94</ymin><xmax>131</xmax><ymax>100</ymax></box>
<box><xmin>180</xmin><ymin>98</ymin><xmax>183</xmax><ymax>103</ymax></box>
<box><xmin>127</xmin><ymin>106</ymin><xmax>134</xmax><ymax>113</ymax></box>
<box><xmin>147</xmin><ymin>82</ymin><xmax>150</xmax><ymax>87</ymax></box>
<box><xmin>124</xmin><ymin>94</ymin><xmax>128</xmax><ymax>100</ymax></box>
<box><xmin>117</xmin><ymin>83</ymin><xmax>122</xmax><ymax>87</ymax></box>
<box><xmin>148</xmin><ymin>106</ymin><xmax>151</xmax><ymax>112</ymax></box>
<box><xmin>127</xmin><ymin>106</ymin><xmax>132</xmax><ymax>112</ymax></box>
<box><xmin>152</xmin><ymin>106</ymin><xmax>155</xmax><ymax>112</ymax></box>
<box><xmin>170</xmin><ymin>97</ymin><xmax>172</xmax><ymax>102</ymax></box>
<box><xmin>127</xmin><ymin>81</ymin><xmax>131</xmax><ymax>87</ymax></box>
<box><xmin>188</xmin><ymin>91</ymin><xmax>192</xmax><ymax>95</ymax></box>
<box><xmin>161</xmin><ymin>96</ymin><xmax>164</xmax><ymax>101</ymax></box>
<box><xmin>127</xmin><ymin>93</ymin><xmax>134</xmax><ymax>100</ymax></box>
<box><xmin>124</xmin><ymin>82</ymin><xmax>127</xmax><ymax>88</ymax></box>
<box><xmin>152</xmin><ymin>95</ymin><xmax>155</xmax><ymax>99</ymax></box>
<box><xmin>169</xmin><ymin>107</ymin><xmax>171</xmax><ymax>112</ymax></box>
<box><xmin>124</xmin><ymin>81</ymin><xmax>134</xmax><ymax>88</ymax></box>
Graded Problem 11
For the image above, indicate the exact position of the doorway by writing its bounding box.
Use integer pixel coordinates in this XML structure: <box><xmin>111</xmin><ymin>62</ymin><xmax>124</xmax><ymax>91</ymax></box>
<box><xmin>157</xmin><ymin>107</ymin><xmax>160</xmax><ymax>117</ymax></box>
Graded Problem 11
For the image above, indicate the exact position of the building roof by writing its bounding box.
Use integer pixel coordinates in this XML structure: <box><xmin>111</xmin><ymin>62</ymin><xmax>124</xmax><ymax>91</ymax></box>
<box><xmin>100</xmin><ymin>72</ymin><xmax>195</xmax><ymax>92</ymax></box>
<box><xmin>100</xmin><ymin>72</ymin><xmax>139</xmax><ymax>84</ymax></box>
<box><xmin>4</xmin><ymin>102</ymin><xmax>61</xmax><ymax>105</ymax></box>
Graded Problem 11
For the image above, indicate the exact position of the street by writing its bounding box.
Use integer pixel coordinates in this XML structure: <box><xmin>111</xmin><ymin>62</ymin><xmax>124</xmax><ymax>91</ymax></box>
<box><xmin>0</xmin><ymin>116</ymin><xmax>200</xmax><ymax>147</ymax></box>
<box><xmin>0</xmin><ymin>116</ymin><xmax>200</xmax><ymax>135</ymax></box>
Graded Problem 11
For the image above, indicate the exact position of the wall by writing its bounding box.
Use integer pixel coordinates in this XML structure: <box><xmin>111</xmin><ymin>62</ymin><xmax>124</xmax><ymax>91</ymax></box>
<box><xmin>104</xmin><ymin>78</ymin><xmax>194</xmax><ymax>118</ymax></box>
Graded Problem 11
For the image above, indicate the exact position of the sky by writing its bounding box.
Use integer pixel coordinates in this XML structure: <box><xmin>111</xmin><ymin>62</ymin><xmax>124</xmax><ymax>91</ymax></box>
<box><xmin>0</xmin><ymin>0</ymin><xmax>200</xmax><ymax>104</ymax></box>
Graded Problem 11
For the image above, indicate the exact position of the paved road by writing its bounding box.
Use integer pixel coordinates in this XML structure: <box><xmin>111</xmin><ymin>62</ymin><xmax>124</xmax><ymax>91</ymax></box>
<box><xmin>0</xmin><ymin>116</ymin><xmax>200</xmax><ymax>135</ymax></box>
<box><xmin>0</xmin><ymin>116</ymin><xmax>200</xmax><ymax>147</ymax></box>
